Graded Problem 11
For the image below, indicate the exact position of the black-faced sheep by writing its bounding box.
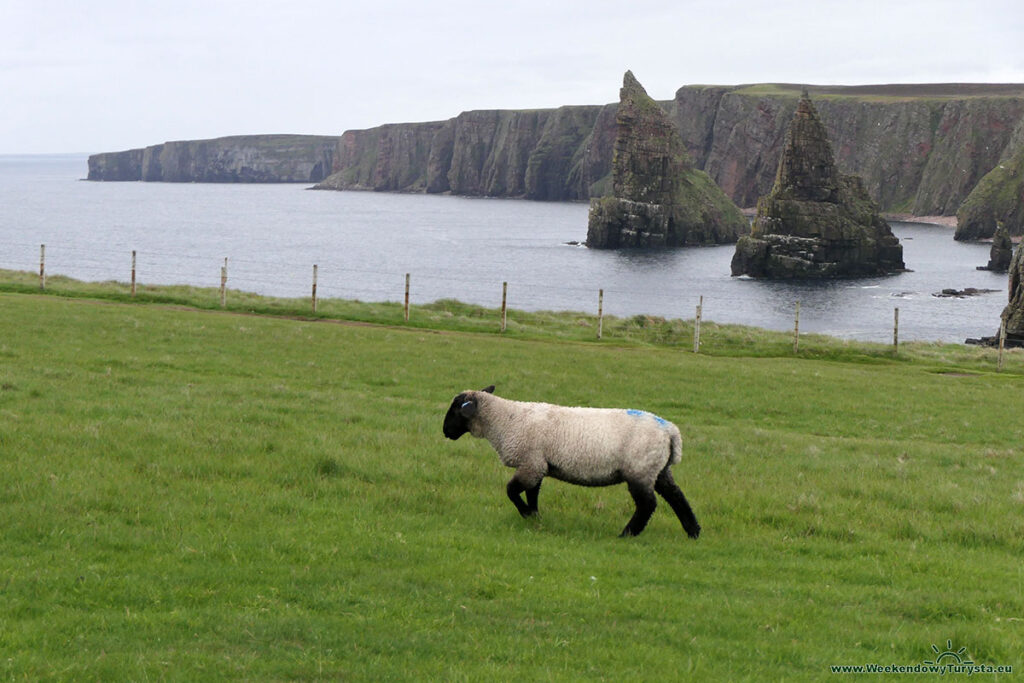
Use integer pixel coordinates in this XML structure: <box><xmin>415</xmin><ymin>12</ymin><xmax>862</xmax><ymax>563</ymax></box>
<box><xmin>443</xmin><ymin>385</ymin><xmax>700</xmax><ymax>538</ymax></box>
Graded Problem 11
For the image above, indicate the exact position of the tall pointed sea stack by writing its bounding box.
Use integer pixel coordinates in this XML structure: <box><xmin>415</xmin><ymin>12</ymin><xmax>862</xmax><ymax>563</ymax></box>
<box><xmin>586</xmin><ymin>72</ymin><xmax>747</xmax><ymax>248</ymax></box>
<box><xmin>731</xmin><ymin>92</ymin><xmax>904</xmax><ymax>278</ymax></box>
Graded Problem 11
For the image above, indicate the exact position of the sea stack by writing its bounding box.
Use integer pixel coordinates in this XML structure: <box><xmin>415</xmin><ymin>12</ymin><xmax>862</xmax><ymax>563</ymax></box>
<box><xmin>979</xmin><ymin>221</ymin><xmax>1013</xmax><ymax>272</ymax></box>
<box><xmin>586</xmin><ymin>71</ymin><xmax>748</xmax><ymax>248</ymax></box>
<box><xmin>1000</xmin><ymin>243</ymin><xmax>1024</xmax><ymax>345</ymax></box>
<box><xmin>731</xmin><ymin>92</ymin><xmax>905</xmax><ymax>278</ymax></box>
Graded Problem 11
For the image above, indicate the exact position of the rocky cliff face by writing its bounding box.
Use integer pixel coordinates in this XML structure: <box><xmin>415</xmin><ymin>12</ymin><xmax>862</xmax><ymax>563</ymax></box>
<box><xmin>315</xmin><ymin>106</ymin><xmax>610</xmax><ymax>200</ymax></box>
<box><xmin>955</xmin><ymin>115</ymin><xmax>1024</xmax><ymax>239</ymax></box>
<box><xmin>731</xmin><ymin>94</ymin><xmax>904</xmax><ymax>278</ymax></box>
<box><xmin>586</xmin><ymin>72</ymin><xmax>747</xmax><ymax>248</ymax></box>
<box><xmin>313</xmin><ymin>123</ymin><xmax>444</xmax><ymax>192</ymax></box>
<box><xmin>88</xmin><ymin>84</ymin><xmax>1024</xmax><ymax>223</ymax></box>
<box><xmin>967</xmin><ymin>241</ymin><xmax>1024</xmax><ymax>346</ymax></box>
<box><xmin>315</xmin><ymin>83</ymin><xmax>1024</xmax><ymax>219</ymax></box>
<box><xmin>88</xmin><ymin>135</ymin><xmax>338</xmax><ymax>183</ymax></box>
<box><xmin>681</xmin><ymin>85</ymin><xmax>1024</xmax><ymax>215</ymax></box>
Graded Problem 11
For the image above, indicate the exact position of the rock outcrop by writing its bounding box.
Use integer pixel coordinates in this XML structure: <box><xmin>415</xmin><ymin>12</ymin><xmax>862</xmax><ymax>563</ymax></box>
<box><xmin>88</xmin><ymin>135</ymin><xmax>338</xmax><ymax>183</ymax></box>
<box><xmin>585</xmin><ymin>72</ymin><xmax>747</xmax><ymax>248</ymax></box>
<box><xmin>974</xmin><ymin>242</ymin><xmax>1024</xmax><ymax>346</ymax></box>
<box><xmin>731</xmin><ymin>93</ymin><xmax>905</xmax><ymax>278</ymax></box>
<box><xmin>979</xmin><ymin>222</ymin><xmax>1014</xmax><ymax>272</ymax></box>
<box><xmin>1003</xmin><ymin>244</ymin><xmax>1024</xmax><ymax>345</ymax></box>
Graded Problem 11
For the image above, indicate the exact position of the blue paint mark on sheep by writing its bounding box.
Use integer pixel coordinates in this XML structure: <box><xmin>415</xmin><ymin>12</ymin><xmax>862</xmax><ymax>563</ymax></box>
<box><xmin>626</xmin><ymin>409</ymin><xmax>668</xmax><ymax>427</ymax></box>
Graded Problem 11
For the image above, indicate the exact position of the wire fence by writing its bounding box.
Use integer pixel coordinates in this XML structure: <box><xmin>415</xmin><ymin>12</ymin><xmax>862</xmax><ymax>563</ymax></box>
<box><xmin>2</xmin><ymin>237</ymin><xmax>775</xmax><ymax>321</ymax></box>
<box><xmin>0</xmin><ymin>238</ymin><xmax>1012</xmax><ymax>364</ymax></box>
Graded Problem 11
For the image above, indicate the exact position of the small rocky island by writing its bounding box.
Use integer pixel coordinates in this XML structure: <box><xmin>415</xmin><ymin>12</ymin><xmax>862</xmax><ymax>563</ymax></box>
<box><xmin>978</xmin><ymin>222</ymin><xmax>1013</xmax><ymax>272</ymax></box>
<box><xmin>585</xmin><ymin>72</ymin><xmax>748</xmax><ymax>248</ymax></box>
<box><xmin>731</xmin><ymin>92</ymin><xmax>905</xmax><ymax>278</ymax></box>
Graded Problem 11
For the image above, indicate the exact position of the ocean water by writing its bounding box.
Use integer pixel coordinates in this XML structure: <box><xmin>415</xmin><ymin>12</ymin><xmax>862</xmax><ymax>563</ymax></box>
<box><xmin>0</xmin><ymin>154</ymin><xmax>1008</xmax><ymax>343</ymax></box>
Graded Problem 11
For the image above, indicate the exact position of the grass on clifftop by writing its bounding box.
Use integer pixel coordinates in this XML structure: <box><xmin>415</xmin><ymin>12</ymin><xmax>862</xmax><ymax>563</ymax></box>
<box><xmin>1</xmin><ymin>289</ymin><xmax>1022</xmax><ymax>680</ymax></box>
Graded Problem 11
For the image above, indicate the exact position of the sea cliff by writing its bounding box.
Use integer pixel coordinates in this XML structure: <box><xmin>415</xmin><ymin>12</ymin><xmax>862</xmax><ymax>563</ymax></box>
<box><xmin>88</xmin><ymin>135</ymin><xmax>338</xmax><ymax>183</ymax></box>
<box><xmin>88</xmin><ymin>84</ymin><xmax>1024</xmax><ymax>224</ymax></box>
<box><xmin>315</xmin><ymin>83</ymin><xmax>1024</xmax><ymax>218</ymax></box>
<box><xmin>313</xmin><ymin>105</ymin><xmax>613</xmax><ymax>199</ymax></box>
<box><xmin>955</xmin><ymin>114</ymin><xmax>1024</xmax><ymax>239</ymax></box>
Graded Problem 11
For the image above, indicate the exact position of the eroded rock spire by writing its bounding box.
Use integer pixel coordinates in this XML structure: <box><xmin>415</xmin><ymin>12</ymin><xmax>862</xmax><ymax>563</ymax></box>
<box><xmin>730</xmin><ymin>92</ymin><xmax>905</xmax><ymax>278</ymax></box>
<box><xmin>586</xmin><ymin>71</ymin><xmax>748</xmax><ymax>248</ymax></box>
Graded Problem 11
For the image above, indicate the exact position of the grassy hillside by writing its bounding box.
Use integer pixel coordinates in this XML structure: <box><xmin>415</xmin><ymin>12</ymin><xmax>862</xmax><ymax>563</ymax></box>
<box><xmin>1</xmin><ymin>289</ymin><xmax>1022</xmax><ymax>680</ymax></box>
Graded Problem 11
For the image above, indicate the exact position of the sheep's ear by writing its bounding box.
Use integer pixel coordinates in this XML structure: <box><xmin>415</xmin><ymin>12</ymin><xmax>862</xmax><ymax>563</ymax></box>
<box><xmin>481</xmin><ymin>385</ymin><xmax>495</xmax><ymax>394</ymax></box>
<box><xmin>459</xmin><ymin>399</ymin><xmax>478</xmax><ymax>418</ymax></box>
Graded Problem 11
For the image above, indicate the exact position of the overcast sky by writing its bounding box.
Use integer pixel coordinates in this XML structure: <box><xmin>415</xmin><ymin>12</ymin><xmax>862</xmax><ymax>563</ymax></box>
<box><xmin>3</xmin><ymin>0</ymin><xmax>1023</xmax><ymax>154</ymax></box>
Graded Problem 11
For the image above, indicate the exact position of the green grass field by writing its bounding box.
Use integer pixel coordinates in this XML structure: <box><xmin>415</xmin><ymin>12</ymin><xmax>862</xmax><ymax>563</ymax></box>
<box><xmin>1</xmin><ymin>288</ymin><xmax>1022</xmax><ymax>680</ymax></box>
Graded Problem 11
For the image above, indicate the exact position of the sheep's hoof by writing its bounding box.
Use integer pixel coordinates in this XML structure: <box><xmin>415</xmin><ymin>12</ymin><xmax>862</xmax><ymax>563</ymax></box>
<box><xmin>619</xmin><ymin>527</ymin><xmax>637</xmax><ymax>538</ymax></box>
<box><xmin>686</xmin><ymin>525</ymin><xmax>701</xmax><ymax>539</ymax></box>
<box><xmin>519</xmin><ymin>509</ymin><xmax>538</xmax><ymax>519</ymax></box>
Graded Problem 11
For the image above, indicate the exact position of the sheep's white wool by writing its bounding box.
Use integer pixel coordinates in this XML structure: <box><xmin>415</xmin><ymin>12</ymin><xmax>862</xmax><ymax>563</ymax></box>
<box><xmin>466</xmin><ymin>392</ymin><xmax>680</xmax><ymax>486</ymax></box>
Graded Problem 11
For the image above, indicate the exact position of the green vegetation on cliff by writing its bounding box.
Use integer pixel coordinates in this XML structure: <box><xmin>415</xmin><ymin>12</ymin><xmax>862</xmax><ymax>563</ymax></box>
<box><xmin>956</xmin><ymin>129</ymin><xmax>1024</xmax><ymax>239</ymax></box>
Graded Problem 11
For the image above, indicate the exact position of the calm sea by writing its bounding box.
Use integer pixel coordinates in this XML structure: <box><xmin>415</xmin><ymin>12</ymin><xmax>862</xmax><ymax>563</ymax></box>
<box><xmin>0</xmin><ymin>154</ymin><xmax>1008</xmax><ymax>343</ymax></box>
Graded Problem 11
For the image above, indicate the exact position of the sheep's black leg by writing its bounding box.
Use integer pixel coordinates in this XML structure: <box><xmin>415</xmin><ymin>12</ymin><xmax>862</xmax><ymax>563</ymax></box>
<box><xmin>655</xmin><ymin>466</ymin><xmax>701</xmax><ymax>539</ymax></box>
<box><xmin>507</xmin><ymin>475</ymin><xmax>541</xmax><ymax>518</ymax></box>
<box><xmin>525</xmin><ymin>480</ymin><xmax>542</xmax><ymax>515</ymax></box>
<box><xmin>620</xmin><ymin>482</ymin><xmax>657</xmax><ymax>537</ymax></box>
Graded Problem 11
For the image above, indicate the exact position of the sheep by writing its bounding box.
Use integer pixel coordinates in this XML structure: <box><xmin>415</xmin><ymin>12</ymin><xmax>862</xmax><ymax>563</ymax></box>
<box><xmin>443</xmin><ymin>385</ymin><xmax>700</xmax><ymax>538</ymax></box>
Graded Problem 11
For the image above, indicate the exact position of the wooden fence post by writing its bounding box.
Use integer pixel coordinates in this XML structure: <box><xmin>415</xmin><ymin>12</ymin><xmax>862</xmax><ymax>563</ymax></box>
<box><xmin>597</xmin><ymin>289</ymin><xmax>604</xmax><ymax>340</ymax></box>
<box><xmin>220</xmin><ymin>258</ymin><xmax>227</xmax><ymax>308</ymax></box>
<box><xmin>404</xmin><ymin>273</ymin><xmax>411</xmax><ymax>322</ymax></box>
<box><xmin>893</xmin><ymin>307</ymin><xmax>899</xmax><ymax>354</ymax></box>
<box><xmin>693</xmin><ymin>295</ymin><xmax>703</xmax><ymax>353</ymax></box>
<box><xmin>500</xmin><ymin>282</ymin><xmax>508</xmax><ymax>333</ymax></box>
<box><xmin>998</xmin><ymin>319</ymin><xmax>1006</xmax><ymax>372</ymax></box>
<box><xmin>311</xmin><ymin>264</ymin><xmax>318</xmax><ymax>314</ymax></box>
<box><xmin>131</xmin><ymin>250</ymin><xmax>137</xmax><ymax>297</ymax></box>
<box><xmin>793</xmin><ymin>301</ymin><xmax>801</xmax><ymax>354</ymax></box>
<box><xmin>39</xmin><ymin>244</ymin><xmax>45</xmax><ymax>290</ymax></box>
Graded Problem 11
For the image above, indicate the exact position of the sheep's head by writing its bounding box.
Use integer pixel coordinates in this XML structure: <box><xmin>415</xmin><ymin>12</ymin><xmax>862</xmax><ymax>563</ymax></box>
<box><xmin>443</xmin><ymin>385</ymin><xmax>495</xmax><ymax>440</ymax></box>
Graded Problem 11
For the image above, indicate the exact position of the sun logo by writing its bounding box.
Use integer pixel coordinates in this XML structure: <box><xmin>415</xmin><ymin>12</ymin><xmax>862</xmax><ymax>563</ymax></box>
<box><xmin>923</xmin><ymin>640</ymin><xmax>974</xmax><ymax>667</ymax></box>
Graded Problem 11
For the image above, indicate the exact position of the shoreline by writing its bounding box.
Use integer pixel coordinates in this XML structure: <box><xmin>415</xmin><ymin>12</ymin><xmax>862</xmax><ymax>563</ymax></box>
<box><xmin>880</xmin><ymin>213</ymin><xmax>957</xmax><ymax>228</ymax></box>
<box><xmin>741</xmin><ymin>209</ymin><xmax>957</xmax><ymax>228</ymax></box>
